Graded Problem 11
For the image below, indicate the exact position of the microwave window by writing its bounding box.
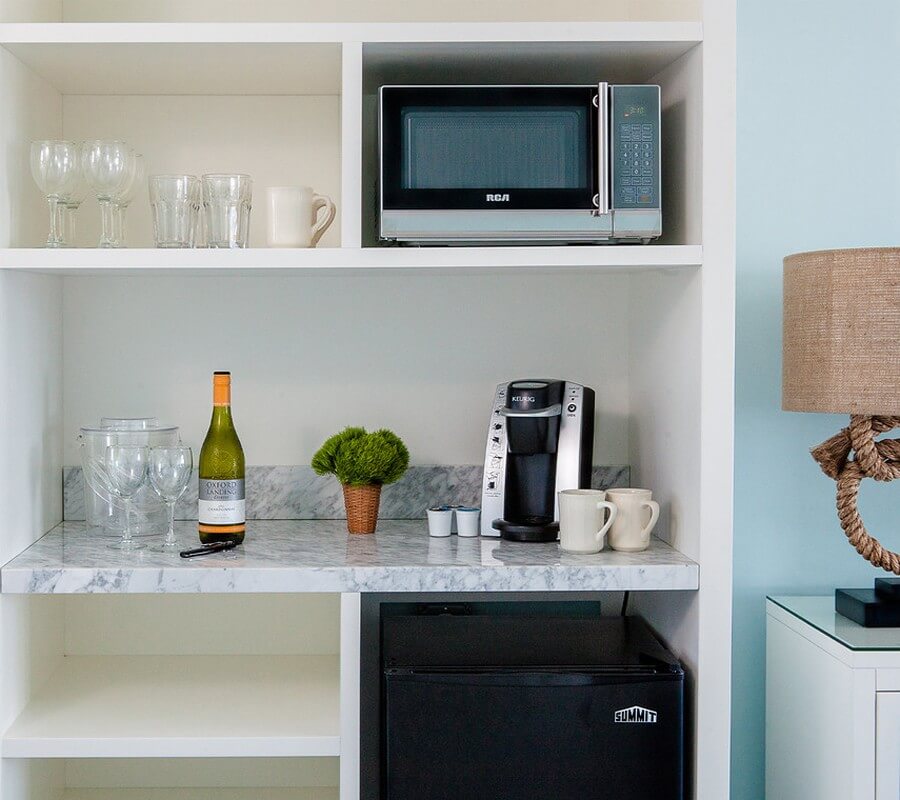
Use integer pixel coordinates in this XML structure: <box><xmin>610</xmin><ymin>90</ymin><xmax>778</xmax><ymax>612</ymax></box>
<box><xmin>400</xmin><ymin>106</ymin><xmax>588</xmax><ymax>190</ymax></box>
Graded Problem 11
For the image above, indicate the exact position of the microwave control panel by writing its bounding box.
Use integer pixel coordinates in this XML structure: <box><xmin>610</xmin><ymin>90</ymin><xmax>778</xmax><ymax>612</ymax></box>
<box><xmin>611</xmin><ymin>85</ymin><xmax>661</xmax><ymax>210</ymax></box>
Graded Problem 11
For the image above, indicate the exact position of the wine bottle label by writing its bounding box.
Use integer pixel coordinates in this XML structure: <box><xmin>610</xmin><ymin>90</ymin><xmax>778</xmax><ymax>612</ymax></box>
<box><xmin>198</xmin><ymin>479</ymin><xmax>246</xmax><ymax>525</ymax></box>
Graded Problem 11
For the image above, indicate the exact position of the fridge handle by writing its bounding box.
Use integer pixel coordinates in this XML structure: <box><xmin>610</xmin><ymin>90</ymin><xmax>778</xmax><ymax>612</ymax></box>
<box><xmin>594</xmin><ymin>82</ymin><xmax>610</xmax><ymax>216</ymax></box>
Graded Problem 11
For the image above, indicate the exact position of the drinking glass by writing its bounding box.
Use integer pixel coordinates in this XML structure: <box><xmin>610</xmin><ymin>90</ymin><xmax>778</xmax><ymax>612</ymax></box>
<box><xmin>82</xmin><ymin>140</ymin><xmax>134</xmax><ymax>248</ymax></box>
<box><xmin>202</xmin><ymin>174</ymin><xmax>252</xmax><ymax>248</ymax></box>
<box><xmin>148</xmin><ymin>445</ymin><xmax>193</xmax><ymax>550</ymax></box>
<box><xmin>30</xmin><ymin>140</ymin><xmax>79</xmax><ymax>248</ymax></box>
<box><xmin>113</xmin><ymin>153</ymin><xmax>144</xmax><ymax>248</ymax></box>
<box><xmin>105</xmin><ymin>444</ymin><xmax>149</xmax><ymax>550</ymax></box>
<box><xmin>61</xmin><ymin>176</ymin><xmax>87</xmax><ymax>248</ymax></box>
<box><xmin>150</xmin><ymin>175</ymin><xmax>200</xmax><ymax>248</ymax></box>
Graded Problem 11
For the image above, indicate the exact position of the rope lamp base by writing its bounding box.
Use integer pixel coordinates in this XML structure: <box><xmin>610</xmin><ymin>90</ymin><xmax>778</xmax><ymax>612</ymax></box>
<box><xmin>812</xmin><ymin>415</ymin><xmax>900</xmax><ymax>574</ymax></box>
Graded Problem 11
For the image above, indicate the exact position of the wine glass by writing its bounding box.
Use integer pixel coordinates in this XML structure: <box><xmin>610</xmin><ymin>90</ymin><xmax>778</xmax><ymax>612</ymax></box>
<box><xmin>82</xmin><ymin>140</ymin><xmax>133</xmax><ymax>248</ymax></box>
<box><xmin>114</xmin><ymin>153</ymin><xmax>144</xmax><ymax>248</ymax></box>
<box><xmin>30</xmin><ymin>140</ymin><xmax>79</xmax><ymax>248</ymax></box>
<box><xmin>61</xmin><ymin>173</ymin><xmax>88</xmax><ymax>248</ymax></box>
<box><xmin>147</xmin><ymin>445</ymin><xmax>193</xmax><ymax>551</ymax></box>
<box><xmin>105</xmin><ymin>444</ymin><xmax>149</xmax><ymax>550</ymax></box>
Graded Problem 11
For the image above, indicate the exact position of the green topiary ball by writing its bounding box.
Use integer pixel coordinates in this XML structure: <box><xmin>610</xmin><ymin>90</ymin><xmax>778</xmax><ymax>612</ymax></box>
<box><xmin>311</xmin><ymin>427</ymin><xmax>409</xmax><ymax>487</ymax></box>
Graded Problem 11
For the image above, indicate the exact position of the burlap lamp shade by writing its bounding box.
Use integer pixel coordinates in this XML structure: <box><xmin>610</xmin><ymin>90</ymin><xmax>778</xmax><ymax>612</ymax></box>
<box><xmin>782</xmin><ymin>247</ymin><xmax>900</xmax><ymax>573</ymax></box>
<box><xmin>783</xmin><ymin>247</ymin><xmax>900</xmax><ymax>415</ymax></box>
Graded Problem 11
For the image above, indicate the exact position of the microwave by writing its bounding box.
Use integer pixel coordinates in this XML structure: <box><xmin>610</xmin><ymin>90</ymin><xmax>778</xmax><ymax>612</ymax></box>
<box><xmin>378</xmin><ymin>83</ymin><xmax>661</xmax><ymax>245</ymax></box>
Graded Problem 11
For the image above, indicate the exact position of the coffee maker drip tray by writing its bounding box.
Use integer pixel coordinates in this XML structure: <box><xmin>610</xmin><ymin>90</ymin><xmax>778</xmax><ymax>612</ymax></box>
<box><xmin>492</xmin><ymin>518</ymin><xmax>560</xmax><ymax>543</ymax></box>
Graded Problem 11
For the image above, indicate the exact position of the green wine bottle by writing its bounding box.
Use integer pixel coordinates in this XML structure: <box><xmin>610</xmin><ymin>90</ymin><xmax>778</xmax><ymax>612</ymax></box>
<box><xmin>198</xmin><ymin>371</ymin><xmax>246</xmax><ymax>544</ymax></box>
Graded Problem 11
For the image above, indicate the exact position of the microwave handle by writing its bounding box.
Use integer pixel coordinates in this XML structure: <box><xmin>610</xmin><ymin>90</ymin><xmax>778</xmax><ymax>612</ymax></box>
<box><xmin>594</xmin><ymin>82</ymin><xmax>610</xmax><ymax>216</ymax></box>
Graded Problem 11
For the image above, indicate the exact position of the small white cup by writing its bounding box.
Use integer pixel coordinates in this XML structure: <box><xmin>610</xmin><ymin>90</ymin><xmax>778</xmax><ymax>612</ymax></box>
<box><xmin>266</xmin><ymin>186</ymin><xmax>336</xmax><ymax>248</ymax></box>
<box><xmin>427</xmin><ymin>507</ymin><xmax>453</xmax><ymax>537</ymax></box>
<box><xmin>558</xmin><ymin>489</ymin><xmax>618</xmax><ymax>554</ymax></box>
<box><xmin>606</xmin><ymin>488</ymin><xmax>660</xmax><ymax>552</ymax></box>
<box><xmin>455</xmin><ymin>507</ymin><xmax>481</xmax><ymax>538</ymax></box>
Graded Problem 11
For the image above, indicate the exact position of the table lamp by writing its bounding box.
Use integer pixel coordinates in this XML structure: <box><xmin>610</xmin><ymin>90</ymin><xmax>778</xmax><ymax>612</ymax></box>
<box><xmin>783</xmin><ymin>247</ymin><xmax>900</xmax><ymax>624</ymax></box>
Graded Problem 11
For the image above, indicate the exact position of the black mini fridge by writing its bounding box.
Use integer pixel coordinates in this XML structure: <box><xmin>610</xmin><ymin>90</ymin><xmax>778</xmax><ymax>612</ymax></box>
<box><xmin>380</xmin><ymin>610</ymin><xmax>684</xmax><ymax>800</ymax></box>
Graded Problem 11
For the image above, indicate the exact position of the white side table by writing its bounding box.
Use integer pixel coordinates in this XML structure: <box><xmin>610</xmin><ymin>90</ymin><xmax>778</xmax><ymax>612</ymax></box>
<box><xmin>767</xmin><ymin>596</ymin><xmax>900</xmax><ymax>800</ymax></box>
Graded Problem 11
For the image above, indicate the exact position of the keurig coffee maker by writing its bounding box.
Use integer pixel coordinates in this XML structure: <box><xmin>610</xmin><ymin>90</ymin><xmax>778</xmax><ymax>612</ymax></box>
<box><xmin>481</xmin><ymin>380</ymin><xmax>595</xmax><ymax>541</ymax></box>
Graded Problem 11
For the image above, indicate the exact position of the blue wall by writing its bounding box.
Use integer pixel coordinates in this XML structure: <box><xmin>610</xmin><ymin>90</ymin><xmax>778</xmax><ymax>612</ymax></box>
<box><xmin>733</xmin><ymin>1</ymin><xmax>900</xmax><ymax>797</ymax></box>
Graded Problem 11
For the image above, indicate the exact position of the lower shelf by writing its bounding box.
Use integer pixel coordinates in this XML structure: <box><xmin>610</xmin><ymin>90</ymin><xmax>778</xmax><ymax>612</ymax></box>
<box><xmin>2</xmin><ymin>655</ymin><xmax>340</xmax><ymax>759</ymax></box>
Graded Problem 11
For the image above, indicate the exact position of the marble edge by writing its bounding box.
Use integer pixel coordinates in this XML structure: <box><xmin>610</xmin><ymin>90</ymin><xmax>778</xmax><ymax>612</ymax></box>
<box><xmin>0</xmin><ymin>562</ymin><xmax>700</xmax><ymax>594</ymax></box>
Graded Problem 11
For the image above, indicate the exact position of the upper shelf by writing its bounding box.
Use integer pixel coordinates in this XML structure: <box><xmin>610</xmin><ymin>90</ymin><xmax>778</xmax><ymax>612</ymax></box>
<box><xmin>1</xmin><ymin>0</ymin><xmax>701</xmax><ymax>25</ymax></box>
<box><xmin>0</xmin><ymin>520</ymin><xmax>700</xmax><ymax>593</ymax></box>
<box><xmin>0</xmin><ymin>21</ymin><xmax>703</xmax><ymax>44</ymax></box>
<box><xmin>0</xmin><ymin>21</ymin><xmax>702</xmax><ymax>94</ymax></box>
<box><xmin>0</xmin><ymin>245</ymin><xmax>703</xmax><ymax>275</ymax></box>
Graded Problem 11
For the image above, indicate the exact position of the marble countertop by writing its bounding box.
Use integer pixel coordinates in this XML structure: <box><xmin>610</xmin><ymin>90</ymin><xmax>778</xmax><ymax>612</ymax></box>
<box><xmin>1</xmin><ymin>521</ymin><xmax>699</xmax><ymax>594</ymax></box>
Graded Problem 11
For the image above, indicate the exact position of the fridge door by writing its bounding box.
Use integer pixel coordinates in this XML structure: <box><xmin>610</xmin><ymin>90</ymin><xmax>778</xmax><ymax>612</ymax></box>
<box><xmin>384</xmin><ymin>670</ymin><xmax>683</xmax><ymax>800</ymax></box>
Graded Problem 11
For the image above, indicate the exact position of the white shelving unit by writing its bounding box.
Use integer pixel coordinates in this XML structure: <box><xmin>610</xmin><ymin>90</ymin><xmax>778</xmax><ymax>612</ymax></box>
<box><xmin>0</xmin><ymin>3</ymin><xmax>735</xmax><ymax>799</ymax></box>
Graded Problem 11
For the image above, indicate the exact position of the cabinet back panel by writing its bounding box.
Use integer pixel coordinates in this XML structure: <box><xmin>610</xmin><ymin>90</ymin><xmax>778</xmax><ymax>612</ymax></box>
<box><xmin>65</xmin><ymin>757</ymin><xmax>339</xmax><ymax>788</ymax></box>
<box><xmin>64</xmin><ymin>594</ymin><xmax>340</xmax><ymax>655</ymax></box>
<box><xmin>60</xmin><ymin>95</ymin><xmax>341</xmax><ymax>250</ymax></box>
<box><xmin>61</xmin><ymin>274</ymin><xmax>631</xmax><ymax>467</ymax></box>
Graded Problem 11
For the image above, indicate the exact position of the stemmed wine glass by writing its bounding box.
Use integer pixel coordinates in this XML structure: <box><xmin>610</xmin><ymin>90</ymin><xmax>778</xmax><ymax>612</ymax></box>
<box><xmin>105</xmin><ymin>444</ymin><xmax>149</xmax><ymax>550</ymax></box>
<box><xmin>30</xmin><ymin>140</ymin><xmax>79</xmax><ymax>248</ymax></box>
<box><xmin>147</xmin><ymin>445</ymin><xmax>193</xmax><ymax>551</ymax></box>
<box><xmin>82</xmin><ymin>140</ymin><xmax>133</xmax><ymax>248</ymax></box>
<box><xmin>61</xmin><ymin>173</ymin><xmax>88</xmax><ymax>248</ymax></box>
<box><xmin>114</xmin><ymin>153</ymin><xmax>144</xmax><ymax>248</ymax></box>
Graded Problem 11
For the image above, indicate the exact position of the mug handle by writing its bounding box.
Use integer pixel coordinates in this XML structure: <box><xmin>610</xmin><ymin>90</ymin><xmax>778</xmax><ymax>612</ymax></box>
<box><xmin>310</xmin><ymin>193</ymin><xmax>336</xmax><ymax>247</ymax></box>
<box><xmin>595</xmin><ymin>501</ymin><xmax>618</xmax><ymax>544</ymax></box>
<box><xmin>641</xmin><ymin>500</ymin><xmax>660</xmax><ymax>537</ymax></box>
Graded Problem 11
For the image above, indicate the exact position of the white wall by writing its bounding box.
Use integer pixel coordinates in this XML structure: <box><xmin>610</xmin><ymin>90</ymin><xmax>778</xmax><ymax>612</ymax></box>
<box><xmin>0</xmin><ymin>270</ymin><xmax>63</xmax><ymax>554</ymax></box>
<box><xmin>0</xmin><ymin>47</ymin><xmax>62</xmax><ymax>249</ymax></box>
<box><xmin>62</xmin><ymin>273</ymin><xmax>632</xmax><ymax>466</ymax></box>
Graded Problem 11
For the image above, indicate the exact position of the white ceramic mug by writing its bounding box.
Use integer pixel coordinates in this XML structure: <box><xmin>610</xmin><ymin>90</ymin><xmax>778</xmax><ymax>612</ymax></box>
<box><xmin>606</xmin><ymin>488</ymin><xmax>660</xmax><ymax>552</ymax></box>
<box><xmin>558</xmin><ymin>489</ymin><xmax>618</xmax><ymax>554</ymax></box>
<box><xmin>266</xmin><ymin>186</ymin><xmax>336</xmax><ymax>248</ymax></box>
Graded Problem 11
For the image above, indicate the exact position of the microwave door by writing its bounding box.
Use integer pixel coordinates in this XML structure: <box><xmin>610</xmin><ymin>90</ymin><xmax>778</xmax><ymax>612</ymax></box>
<box><xmin>380</xmin><ymin>86</ymin><xmax>597</xmax><ymax>209</ymax></box>
<box><xmin>595</xmin><ymin>81</ymin><xmax>610</xmax><ymax>216</ymax></box>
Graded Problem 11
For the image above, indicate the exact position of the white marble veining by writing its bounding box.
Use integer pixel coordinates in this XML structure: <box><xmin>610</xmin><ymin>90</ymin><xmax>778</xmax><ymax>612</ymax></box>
<box><xmin>64</xmin><ymin>465</ymin><xmax>631</xmax><ymax>521</ymax></box>
<box><xmin>1</xmin><ymin>520</ymin><xmax>697</xmax><ymax>594</ymax></box>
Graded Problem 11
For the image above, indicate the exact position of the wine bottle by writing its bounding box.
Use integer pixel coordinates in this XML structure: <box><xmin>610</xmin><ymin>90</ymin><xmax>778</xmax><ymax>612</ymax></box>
<box><xmin>198</xmin><ymin>371</ymin><xmax>246</xmax><ymax>544</ymax></box>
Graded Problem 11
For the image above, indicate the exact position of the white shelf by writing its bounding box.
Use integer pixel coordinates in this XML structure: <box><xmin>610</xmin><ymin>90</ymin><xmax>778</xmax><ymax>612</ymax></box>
<box><xmin>0</xmin><ymin>41</ymin><xmax>342</xmax><ymax>95</ymax></box>
<box><xmin>2</xmin><ymin>655</ymin><xmax>340</xmax><ymax>758</ymax></box>
<box><xmin>63</xmin><ymin>792</ymin><xmax>337</xmax><ymax>800</ymax></box>
<box><xmin>0</xmin><ymin>21</ymin><xmax>703</xmax><ymax>44</ymax></box>
<box><xmin>0</xmin><ymin>245</ymin><xmax>702</xmax><ymax>275</ymax></box>
<box><xmin>0</xmin><ymin>21</ymin><xmax>702</xmax><ymax>95</ymax></box>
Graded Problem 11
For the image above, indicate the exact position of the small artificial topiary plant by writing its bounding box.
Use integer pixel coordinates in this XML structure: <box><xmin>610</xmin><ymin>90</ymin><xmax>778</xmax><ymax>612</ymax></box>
<box><xmin>312</xmin><ymin>426</ymin><xmax>409</xmax><ymax>487</ymax></box>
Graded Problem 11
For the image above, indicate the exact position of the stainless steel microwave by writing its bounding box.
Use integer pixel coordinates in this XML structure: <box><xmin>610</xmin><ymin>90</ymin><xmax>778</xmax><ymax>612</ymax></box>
<box><xmin>378</xmin><ymin>83</ymin><xmax>661</xmax><ymax>245</ymax></box>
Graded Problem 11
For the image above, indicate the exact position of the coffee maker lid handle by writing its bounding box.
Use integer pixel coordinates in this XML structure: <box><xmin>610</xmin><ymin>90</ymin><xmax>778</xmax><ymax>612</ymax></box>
<box><xmin>499</xmin><ymin>403</ymin><xmax>563</xmax><ymax>418</ymax></box>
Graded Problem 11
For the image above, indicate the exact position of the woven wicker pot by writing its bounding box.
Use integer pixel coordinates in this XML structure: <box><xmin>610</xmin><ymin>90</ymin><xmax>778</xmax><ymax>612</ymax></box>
<box><xmin>342</xmin><ymin>483</ymin><xmax>382</xmax><ymax>534</ymax></box>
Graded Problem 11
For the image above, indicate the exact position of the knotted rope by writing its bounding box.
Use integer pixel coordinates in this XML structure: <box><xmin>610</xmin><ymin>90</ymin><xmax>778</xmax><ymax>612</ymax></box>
<box><xmin>812</xmin><ymin>415</ymin><xmax>900</xmax><ymax>574</ymax></box>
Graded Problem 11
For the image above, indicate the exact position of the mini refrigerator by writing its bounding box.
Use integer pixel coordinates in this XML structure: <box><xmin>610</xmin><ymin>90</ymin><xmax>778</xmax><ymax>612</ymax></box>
<box><xmin>380</xmin><ymin>610</ymin><xmax>684</xmax><ymax>800</ymax></box>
